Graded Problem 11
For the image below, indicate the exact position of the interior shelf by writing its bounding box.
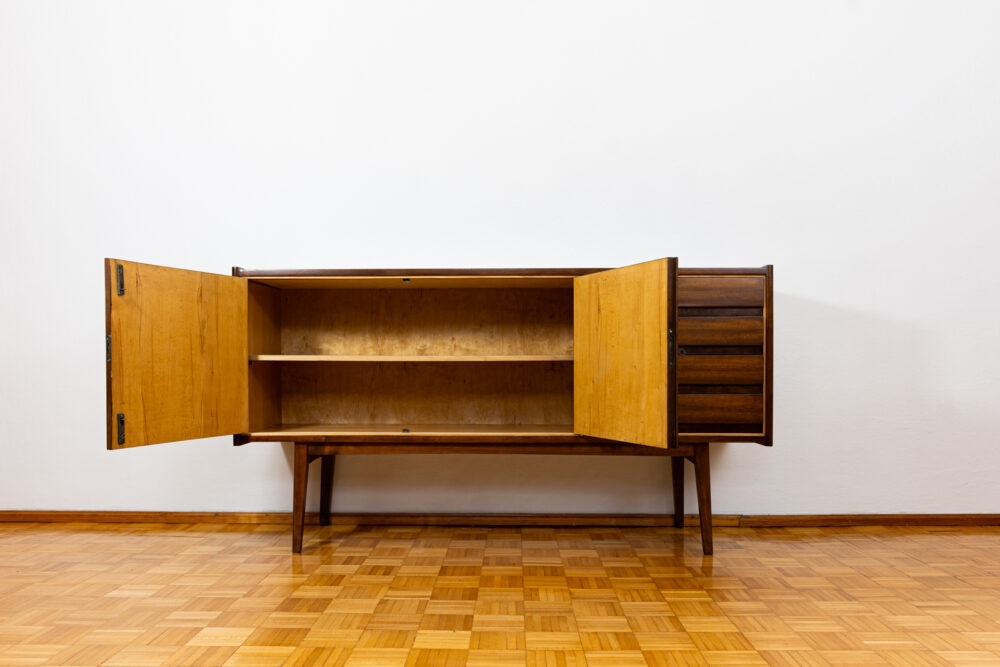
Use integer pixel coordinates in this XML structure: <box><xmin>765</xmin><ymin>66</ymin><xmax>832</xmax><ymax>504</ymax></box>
<box><xmin>248</xmin><ymin>423</ymin><xmax>577</xmax><ymax>437</ymax></box>
<box><xmin>248</xmin><ymin>276</ymin><xmax>576</xmax><ymax>289</ymax></box>
<box><xmin>249</xmin><ymin>354</ymin><xmax>573</xmax><ymax>362</ymax></box>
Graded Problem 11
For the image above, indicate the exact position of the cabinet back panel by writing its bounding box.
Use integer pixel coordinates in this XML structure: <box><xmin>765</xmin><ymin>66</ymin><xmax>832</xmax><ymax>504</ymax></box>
<box><xmin>280</xmin><ymin>362</ymin><xmax>573</xmax><ymax>425</ymax></box>
<box><xmin>279</xmin><ymin>289</ymin><xmax>573</xmax><ymax>356</ymax></box>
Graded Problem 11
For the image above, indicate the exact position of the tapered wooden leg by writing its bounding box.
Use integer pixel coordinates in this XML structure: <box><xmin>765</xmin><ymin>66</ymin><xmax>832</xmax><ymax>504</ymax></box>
<box><xmin>319</xmin><ymin>455</ymin><xmax>336</xmax><ymax>526</ymax></box>
<box><xmin>292</xmin><ymin>443</ymin><xmax>309</xmax><ymax>553</ymax></box>
<box><xmin>671</xmin><ymin>456</ymin><xmax>685</xmax><ymax>528</ymax></box>
<box><xmin>693</xmin><ymin>443</ymin><xmax>713</xmax><ymax>555</ymax></box>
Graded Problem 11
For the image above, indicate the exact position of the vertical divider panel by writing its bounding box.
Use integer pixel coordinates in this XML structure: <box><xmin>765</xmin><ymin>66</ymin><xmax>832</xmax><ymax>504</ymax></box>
<box><xmin>247</xmin><ymin>282</ymin><xmax>282</xmax><ymax>430</ymax></box>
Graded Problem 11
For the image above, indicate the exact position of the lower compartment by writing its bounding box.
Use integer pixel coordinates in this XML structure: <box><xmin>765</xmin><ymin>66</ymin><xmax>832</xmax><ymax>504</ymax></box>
<box><xmin>275</xmin><ymin>361</ymin><xmax>574</xmax><ymax>426</ymax></box>
<box><xmin>250</xmin><ymin>423</ymin><xmax>575</xmax><ymax>437</ymax></box>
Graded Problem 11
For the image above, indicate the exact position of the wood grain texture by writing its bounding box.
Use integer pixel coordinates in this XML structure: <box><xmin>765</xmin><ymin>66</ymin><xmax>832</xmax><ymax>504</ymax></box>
<box><xmin>676</xmin><ymin>317</ymin><xmax>764</xmax><ymax>345</ymax></box>
<box><xmin>677</xmin><ymin>276</ymin><xmax>766</xmax><ymax>307</ymax></box>
<box><xmin>105</xmin><ymin>259</ymin><xmax>248</xmax><ymax>448</ymax></box>
<box><xmin>239</xmin><ymin>267</ymin><xmax>601</xmax><ymax>276</ymax></box>
<box><xmin>677</xmin><ymin>355</ymin><xmax>764</xmax><ymax>385</ymax></box>
<box><xmin>298</xmin><ymin>443</ymin><xmax>690</xmax><ymax>456</ymax></box>
<box><xmin>251</xmin><ymin>354</ymin><xmax>573</xmax><ymax>362</ymax></box>
<box><xmin>281</xmin><ymin>289</ymin><xmax>573</xmax><ymax>356</ymax></box>
<box><xmin>3</xmin><ymin>522</ymin><xmax>1000</xmax><ymax>667</ymax></box>
<box><xmin>280</xmin><ymin>362</ymin><xmax>573</xmax><ymax>426</ymax></box>
<box><xmin>248</xmin><ymin>281</ymin><xmax>281</xmax><ymax>355</ymax></box>
<box><xmin>677</xmin><ymin>395</ymin><xmax>764</xmax><ymax>424</ymax></box>
<box><xmin>240</xmin><ymin>266</ymin><xmax>765</xmax><ymax>277</ymax></box>
<box><xmin>675</xmin><ymin>270</ymin><xmax>771</xmax><ymax>444</ymax></box>
<box><xmin>248</xmin><ymin>361</ymin><xmax>281</xmax><ymax>432</ymax></box>
<box><xmin>252</xmin><ymin>276</ymin><xmax>576</xmax><ymax>289</ymax></box>
<box><xmin>251</xmin><ymin>424</ymin><xmax>577</xmax><ymax>437</ymax></box>
<box><xmin>573</xmin><ymin>258</ymin><xmax>676</xmax><ymax>448</ymax></box>
<box><xmin>247</xmin><ymin>283</ymin><xmax>282</xmax><ymax>431</ymax></box>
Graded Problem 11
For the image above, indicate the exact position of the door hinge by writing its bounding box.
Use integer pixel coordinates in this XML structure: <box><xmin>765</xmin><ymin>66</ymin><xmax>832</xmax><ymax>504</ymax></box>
<box><xmin>117</xmin><ymin>413</ymin><xmax>125</xmax><ymax>445</ymax></box>
<box><xmin>116</xmin><ymin>264</ymin><xmax>125</xmax><ymax>295</ymax></box>
<box><xmin>106</xmin><ymin>335</ymin><xmax>111</xmax><ymax>363</ymax></box>
<box><xmin>667</xmin><ymin>328</ymin><xmax>675</xmax><ymax>367</ymax></box>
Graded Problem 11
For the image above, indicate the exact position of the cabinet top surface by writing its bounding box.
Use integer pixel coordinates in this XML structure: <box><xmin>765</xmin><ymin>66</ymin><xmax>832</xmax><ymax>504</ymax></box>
<box><xmin>234</xmin><ymin>267</ymin><xmax>770</xmax><ymax>289</ymax></box>
<box><xmin>234</xmin><ymin>267</ymin><xmax>770</xmax><ymax>277</ymax></box>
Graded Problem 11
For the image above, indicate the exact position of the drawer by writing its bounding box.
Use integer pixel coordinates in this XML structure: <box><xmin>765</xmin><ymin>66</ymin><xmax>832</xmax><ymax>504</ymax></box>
<box><xmin>677</xmin><ymin>355</ymin><xmax>763</xmax><ymax>385</ymax></box>
<box><xmin>678</xmin><ymin>277</ymin><xmax>766</xmax><ymax>307</ymax></box>
<box><xmin>677</xmin><ymin>394</ymin><xmax>764</xmax><ymax>424</ymax></box>
<box><xmin>677</xmin><ymin>316</ymin><xmax>764</xmax><ymax>346</ymax></box>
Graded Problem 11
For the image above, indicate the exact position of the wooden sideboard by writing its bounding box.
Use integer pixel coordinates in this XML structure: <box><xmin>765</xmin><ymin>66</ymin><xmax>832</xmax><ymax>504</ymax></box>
<box><xmin>104</xmin><ymin>258</ymin><xmax>773</xmax><ymax>555</ymax></box>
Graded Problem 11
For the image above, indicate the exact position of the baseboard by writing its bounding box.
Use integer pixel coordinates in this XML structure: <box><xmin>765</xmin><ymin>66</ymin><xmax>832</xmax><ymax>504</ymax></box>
<box><xmin>740</xmin><ymin>513</ymin><xmax>1000</xmax><ymax>527</ymax></box>
<box><xmin>1</xmin><ymin>511</ymin><xmax>999</xmax><ymax>528</ymax></box>
<box><xmin>0</xmin><ymin>511</ymin><xmax>292</xmax><ymax>524</ymax></box>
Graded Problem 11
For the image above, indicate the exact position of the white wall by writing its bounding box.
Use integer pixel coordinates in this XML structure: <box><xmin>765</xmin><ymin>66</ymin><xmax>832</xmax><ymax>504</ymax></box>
<box><xmin>2</xmin><ymin>1</ymin><xmax>998</xmax><ymax>516</ymax></box>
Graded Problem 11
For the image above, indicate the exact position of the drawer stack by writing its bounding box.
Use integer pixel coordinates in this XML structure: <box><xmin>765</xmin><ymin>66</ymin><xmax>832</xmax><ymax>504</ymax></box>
<box><xmin>676</xmin><ymin>270</ymin><xmax>771</xmax><ymax>442</ymax></box>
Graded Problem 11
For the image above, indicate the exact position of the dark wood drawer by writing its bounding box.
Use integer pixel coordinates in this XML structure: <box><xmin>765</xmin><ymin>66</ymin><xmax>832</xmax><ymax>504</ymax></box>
<box><xmin>677</xmin><ymin>316</ymin><xmax>764</xmax><ymax>346</ymax></box>
<box><xmin>677</xmin><ymin>394</ymin><xmax>764</xmax><ymax>424</ymax></box>
<box><xmin>678</xmin><ymin>277</ymin><xmax>766</xmax><ymax>307</ymax></box>
<box><xmin>677</xmin><ymin>355</ymin><xmax>763</xmax><ymax>385</ymax></box>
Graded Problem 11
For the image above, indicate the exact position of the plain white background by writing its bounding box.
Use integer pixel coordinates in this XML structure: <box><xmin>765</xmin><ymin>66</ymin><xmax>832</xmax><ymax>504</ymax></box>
<box><xmin>1</xmin><ymin>1</ymin><xmax>998</xmax><ymax>516</ymax></box>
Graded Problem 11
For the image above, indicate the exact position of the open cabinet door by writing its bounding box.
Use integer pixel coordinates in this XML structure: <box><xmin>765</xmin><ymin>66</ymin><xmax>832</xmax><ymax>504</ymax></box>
<box><xmin>105</xmin><ymin>259</ymin><xmax>248</xmax><ymax>449</ymax></box>
<box><xmin>574</xmin><ymin>257</ymin><xmax>678</xmax><ymax>448</ymax></box>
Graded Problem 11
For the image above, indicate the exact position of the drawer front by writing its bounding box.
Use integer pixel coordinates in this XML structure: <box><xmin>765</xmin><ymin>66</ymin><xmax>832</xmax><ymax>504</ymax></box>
<box><xmin>677</xmin><ymin>316</ymin><xmax>763</xmax><ymax>346</ymax></box>
<box><xmin>678</xmin><ymin>355</ymin><xmax>764</xmax><ymax>385</ymax></box>
<box><xmin>678</xmin><ymin>395</ymin><xmax>764</xmax><ymax>425</ymax></box>
<box><xmin>678</xmin><ymin>276</ymin><xmax>765</xmax><ymax>307</ymax></box>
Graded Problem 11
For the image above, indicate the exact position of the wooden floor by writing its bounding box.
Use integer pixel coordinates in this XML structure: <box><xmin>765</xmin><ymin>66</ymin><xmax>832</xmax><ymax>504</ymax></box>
<box><xmin>1</xmin><ymin>523</ymin><xmax>999</xmax><ymax>666</ymax></box>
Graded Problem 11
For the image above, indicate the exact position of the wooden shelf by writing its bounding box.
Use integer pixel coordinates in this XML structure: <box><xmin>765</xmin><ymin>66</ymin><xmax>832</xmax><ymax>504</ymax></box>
<box><xmin>248</xmin><ymin>276</ymin><xmax>575</xmax><ymax>289</ymax></box>
<box><xmin>250</xmin><ymin>354</ymin><xmax>573</xmax><ymax>362</ymax></box>
<box><xmin>247</xmin><ymin>423</ymin><xmax>578</xmax><ymax>441</ymax></box>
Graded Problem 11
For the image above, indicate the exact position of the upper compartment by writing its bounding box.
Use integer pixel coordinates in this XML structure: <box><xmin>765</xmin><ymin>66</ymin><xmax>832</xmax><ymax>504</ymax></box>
<box><xmin>236</xmin><ymin>267</ymin><xmax>596</xmax><ymax>290</ymax></box>
<box><xmin>241</xmin><ymin>268</ymin><xmax>585</xmax><ymax>360</ymax></box>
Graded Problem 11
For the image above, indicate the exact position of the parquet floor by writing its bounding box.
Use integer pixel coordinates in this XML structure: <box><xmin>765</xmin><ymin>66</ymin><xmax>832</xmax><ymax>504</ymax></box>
<box><xmin>1</xmin><ymin>523</ymin><xmax>999</xmax><ymax>666</ymax></box>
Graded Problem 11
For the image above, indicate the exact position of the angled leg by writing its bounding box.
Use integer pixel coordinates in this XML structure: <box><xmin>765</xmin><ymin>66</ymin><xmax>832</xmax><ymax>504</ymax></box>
<box><xmin>671</xmin><ymin>455</ymin><xmax>685</xmax><ymax>528</ymax></box>
<box><xmin>319</xmin><ymin>455</ymin><xmax>336</xmax><ymax>526</ymax></box>
<box><xmin>693</xmin><ymin>443</ymin><xmax>713</xmax><ymax>555</ymax></box>
<box><xmin>292</xmin><ymin>443</ymin><xmax>309</xmax><ymax>553</ymax></box>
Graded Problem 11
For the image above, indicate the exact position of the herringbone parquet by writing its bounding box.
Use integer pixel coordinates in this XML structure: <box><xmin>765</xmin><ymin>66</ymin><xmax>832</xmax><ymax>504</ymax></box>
<box><xmin>1</xmin><ymin>522</ymin><xmax>999</xmax><ymax>666</ymax></box>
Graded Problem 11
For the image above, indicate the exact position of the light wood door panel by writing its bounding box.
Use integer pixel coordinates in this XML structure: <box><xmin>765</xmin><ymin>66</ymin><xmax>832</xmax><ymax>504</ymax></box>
<box><xmin>573</xmin><ymin>258</ymin><xmax>677</xmax><ymax>448</ymax></box>
<box><xmin>105</xmin><ymin>259</ymin><xmax>248</xmax><ymax>449</ymax></box>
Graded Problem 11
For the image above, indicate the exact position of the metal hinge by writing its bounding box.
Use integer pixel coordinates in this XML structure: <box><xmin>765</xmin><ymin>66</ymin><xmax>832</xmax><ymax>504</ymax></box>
<box><xmin>117</xmin><ymin>413</ymin><xmax>125</xmax><ymax>445</ymax></box>
<box><xmin>667</xmin><ymin>328</ymin><xmax>675</xmax><ymax>367</ymax></box>
<box><xmin>106</xmin><ymin>335</ymin><xmax>111</xmax><ymax>363</ymax></box>
<box><xmin>116</xmin><ymin>264</ymin><xmax>125</xmax><ymax>295</ymax></box>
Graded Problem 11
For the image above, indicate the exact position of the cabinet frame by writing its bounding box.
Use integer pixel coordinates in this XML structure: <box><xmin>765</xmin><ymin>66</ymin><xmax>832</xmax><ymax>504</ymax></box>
<box><xmin>105</xmin><ymin>260</ymin><xmax>774</xmax><ymax>556</ymax></box>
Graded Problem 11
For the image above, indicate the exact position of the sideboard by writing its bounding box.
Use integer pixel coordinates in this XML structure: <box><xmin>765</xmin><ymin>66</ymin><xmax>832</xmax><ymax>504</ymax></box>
<box><xmin>104</xmin><ymin>258</ymin><xmax>773</xmax><ymax>555</ymax></box>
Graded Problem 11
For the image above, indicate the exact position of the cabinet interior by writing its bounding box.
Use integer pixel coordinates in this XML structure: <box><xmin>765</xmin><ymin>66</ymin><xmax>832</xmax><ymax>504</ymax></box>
<box><xmin>247</xmin><ymin>282</ymin><xmax>575</xmax><ymax>436</ymax></box>
<box><xmin>242</xmin><ymin>271</ymin><xmax>770</xmax><ymax>441</ymax></box>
